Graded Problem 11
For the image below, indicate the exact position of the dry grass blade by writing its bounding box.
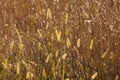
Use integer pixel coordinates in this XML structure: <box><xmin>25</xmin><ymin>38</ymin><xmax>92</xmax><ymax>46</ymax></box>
<box><xmin>66</xmin><ymin>37</ymin><xmax>71</xmax><ymax>48</ymax></box>
<box><xmin>65</xmin><ymin>78</ymin><xmax>69</xmax><ymax>80</ymax></box>
<box><xmin>65</xmin><ymin>13</ymin><xmax>68</xmax><ymax>24</ymax></box>
<box><xmin>46</xmin><ymin>8</ymin><xmax>52</xmax><ymax>19</ymax></box>
<box><xmin>101</xmin><ymin>49</ymin><xmax>109</xmax><ymax>59</ymax></box>
<box><xmin>37</xmin><ymin>29</ymin><xmax>42</xmax><ymax>38</ymax></box>
<box><xmin>15</xmin><ymin>28</ymin><xmax>24</xmax><ymax>50</ymax></box>
<box><xmin>15</xmin><ymin>28</ymin><xmax>22</xmax><ymax>44</ymax></box>
<box><xmin>77</xmin><ymin>38</ymin><xmax>81</xmax><ymax>48</ymax></box>
<box><xmin>62</xmin><ymin>53</ymin><xmax>67</xmax><ymax>60</ymax></box>
<box><xmin>84</xmin><ymin>20</ymin><xmax>92</xmax><ymax>23</ymax></box>
<box><xmin>91</xmin><ymin>72</ymin><xmax>98</xmax><ymax>80</ymax></box>
<box><xmin>2</xmin><ymin>59</ymin><xmax>10</xmax><ymax>70</ymax></box>
<box><xmin>65</xmin><ymin>24</ymin><xmax>69</xmax><ymax>36</ymax></box>
<box><xmin>26</xmin><ymin>71</ymin><xmax>34</xmax><ymax>79</ymax></box>
<box><xmin>52</xmin><ymin>67</ymin><xmax>56</xmax><ymax>79</ymax></box>
<box><xmin>73</xmin><ymin>46</ymin><xmax>79</xmax><ymax>54</ymax></box>
<box><xmin>28</xmin><ymin>60</ymin><xmax>37</xmax><ymax>66</ymax></box>
<box><xmin>115</xmin><ymin>75</ymin><xmax>119</xmax><ymax>80</ymax></box>
<box><xmin>90</xmin><ymin>39</ymin><xmax>94</xmax><ymax>50</ymax></box>
<box><xmin>10</xmin><ymin>41</ymin><xmax>14</xmax><ymax>53</ymax></box>
<box><xmin>10</xmin><ymin>41</ymin><xmax>14</xmax><ymax>50</ymax></box>
<box><xmin>51</xmin><ymin>33</ymin><xmax>54</xmax><ymax>41</ymax></box>
<box><xmin>16</xmin><ymin>62</ymin><xmax>20</xmax><ymax>75</ymax></box>
<box><xmin>45</xmin><ymin>53</ymin><xmax>52</xmax><ymax>63</ymax></box>
<box><xmin>22</xmin><ymin>60</ymin><xmax>29</xmax><ymax>70</ymax></box>
<box><xmin>46</xmin><ymin>22</ymin><xmax>49</xmax><ymax>29</ymax></box>
<box><xmin>83</xmin><ymin>10</ymin><xmax>89</xmax><ymax>19</ymax></box>
<box><xmin>42</xmin><ymin>69</ymin><xmax>46</xmax><ymax>79</ymax></box>
<box><xmin>55</xmin><ymin>50</ymin><xmax>59</xmax><ymax>57</ymax></box>
<box><xmin>110</xmin><ymin>52</ymin><xmax>114</xmax><ymax>59</ymax></box>
<box><xmin>38</xmin><ymin>42</ymin><xmax>41</xmax><ymax>50</ymax></box>
<box><xmin>55</xmin><ymin>29</ymin><xmax>62</xmax><ymax>42</ymax></box>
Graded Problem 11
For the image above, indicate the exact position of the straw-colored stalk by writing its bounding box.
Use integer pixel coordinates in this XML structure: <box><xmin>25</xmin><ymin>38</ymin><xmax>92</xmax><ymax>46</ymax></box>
<box><xmin>45</xmin><ymin>53</ymin><xmax>52</xmax><ymax>63</ymax></box>
<box><xmin>22</xmin><ymin>60</ymin><xmax>30</xmax><ymax>70</ymax></box>
<box><xmin>55</xmin><ymin>29</ymin><xmax>62</xmax><ymax>42</ymax></box>
<box><xmin>73</xmin><ymin>46</ymin><xmax>79</xmax><ymax>54</ymax></box>
<box><xmin>65</xmin><ymin>13</ymin><xmax>69</xmax><ymax>36</ymax></box>
<box><xmin>46</xmin><ymin>22</ymin><xmax>49</xmax><ymax>29</ymax></box>
<box><xmin>28</xmin><ymin>60</ymin><xmax>37</xmax><ymax>66</ymax></box>
<box><xmin>37</xmin><ymin>29</ymin><xmax>42</xmax><ymax>38</ymax></box>
<box><xmin>66</xmin><ymin>38</ymin><xmax>71</xmax><ymax>48</ymax></box>
<box><xmin>62</xmin><ymin>63</ymin><xmax>65</xmax><ymax>80</ymax></box>
<box><xmin>66</xmin><ymin>78</ymin><xmax>70</xmax><ymax>80</ymax></box>
<box><xmin>115</xmin><ymin>75</ymin><xmax>119</xmax><ymax>80</ymax></box>
<box><xmin>91</xmin><ymin>72</ymin><xmax>98</xmax><ymax>80</ymax></box>
<box><xmin>51</xmin><ymin>33</ymin><xmax>54</xmax><ymax>41</ymax></box>
<box><xmin>38</xmin><ymin>42</ymin><xmax>41</xmax><ymax>51</ymax></box>
<box><xmin>77</xmin><ymin>38</ymin><xmax>81</xmax><ymax>48</ymax></box>
<box><xmin>15</xmin><ymin>28</ymin><xmax>24</xmax><ymax>50</ymax></box>
<box><xmin>65</xmin><ymin>24</ymin><xmax>69</xmax><ymax>37</ymax></box>
<box><xmin>62</xmin><ymin>53</ymin><xmax>67</xmax><ymax>60</ymax></box>
<box><xmin>65</xmin><ymin>13</ymin><xmax>68</xmax><ymax>24</ymax></box>
<box><xmin>2</xmin><ymin>59</ymin><xmax>11</xmax><ymax>70</ymax></box>
<box><xmin>16</xmin><ymin>62</ymin><xmax>20</xmax><ymax>75</ymax></box>
<box><xmin>42</xmin><ymin>69</ymin><xmax>46</xmax><ymax>79</ymax></box>
<box><xmin>101</xmin><ymin>49</ymin><xmax>109</xmax><ymax>59</ymax></box>
<box><xmin>56</xmin><ymin>58</ymin><xmax>60</xmax><ymax>68</ymax></box>
<box><xmin>46</xmin><ymin>8</ymin><xmax>52</xmax><ymax>19</ymax></box>
<box><xmin>52</xmin><ymin>67</ymin><xmax>56</xmax><ymax>79</ymax></box>
<box><xmin>26</xmin><ymin>71</ymin><xmax>34</xmax><ymax>79</ymax></box>
<box><xmin>90</xmin><ymin>39</ymin><xmax>94</xmax><ymax>50</ymax></box>
<box><xmin>62</xmin><ymin>53</ymin><xmax>67</xmax><ymax>80</ymax></box>
<box><xmin>83</xmin><ymin>10</ymin><xmax>89</xmax><ymax>19</ymax></box>
<box><xmin>55</xmin><ymin>50</ymin><xmax>59</xmax><ymax>58</ymax></box>
<box><xmin>10</xmin><ymin>40</ymin><xmax>14</xmax><ymax>53</ymax></box>
<box><xmin>110</xmin><ymin>52</ymin><xmax>114</xmax><ymax>59</ymax></box>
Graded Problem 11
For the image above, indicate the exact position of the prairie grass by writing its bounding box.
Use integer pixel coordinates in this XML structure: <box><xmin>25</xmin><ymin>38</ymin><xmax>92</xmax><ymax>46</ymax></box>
<box><xmin>0</xmin><ymin>0</ymin><xmax>120</xmax><ymax>80</ymax></box>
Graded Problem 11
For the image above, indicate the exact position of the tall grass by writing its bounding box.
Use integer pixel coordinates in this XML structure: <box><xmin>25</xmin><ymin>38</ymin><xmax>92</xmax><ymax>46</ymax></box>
<box><xmin>0</xmin><ymin>0</ymin><xmax>120</xmax><ymax>80</ymax></box>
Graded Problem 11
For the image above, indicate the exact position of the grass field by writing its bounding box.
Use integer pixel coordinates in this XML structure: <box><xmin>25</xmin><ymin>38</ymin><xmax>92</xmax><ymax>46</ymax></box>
<box><xmin>0</xmin><ymin>0</ymin><xmax>120</xmax><ymax>80</ymax></box>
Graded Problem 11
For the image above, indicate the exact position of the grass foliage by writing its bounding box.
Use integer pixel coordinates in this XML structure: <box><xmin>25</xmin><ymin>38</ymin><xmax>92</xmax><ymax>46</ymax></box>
<box><xmin>0</xmin><ymin>0</ymin><xmax>120</xmax><ymax>80</ymax></box>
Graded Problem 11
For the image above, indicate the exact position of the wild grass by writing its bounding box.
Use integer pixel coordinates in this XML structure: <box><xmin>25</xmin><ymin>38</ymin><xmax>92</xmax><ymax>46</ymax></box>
<box><xmin>0</xmin><ymin>0</ymin><xmax>120</xmax><ymax>80</ymax></box>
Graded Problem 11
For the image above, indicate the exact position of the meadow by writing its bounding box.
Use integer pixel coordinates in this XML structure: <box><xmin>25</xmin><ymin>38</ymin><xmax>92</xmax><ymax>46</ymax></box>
<box><xmin>0</xmin><ymin>0</ymin><xmax>120</xmax><ymax>80</ymax></box>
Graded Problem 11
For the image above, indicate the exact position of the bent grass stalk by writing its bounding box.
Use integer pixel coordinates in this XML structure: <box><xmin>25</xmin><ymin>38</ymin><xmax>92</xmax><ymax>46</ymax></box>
<box><xmin>15</xmin><ymin>28</ymin><xmax>24</xmax><ymax>50</ymax></box>
<box><xmin>101</xmin><ymin>49</ymin><xmax>109</xmax><ymax>59</ymax></box>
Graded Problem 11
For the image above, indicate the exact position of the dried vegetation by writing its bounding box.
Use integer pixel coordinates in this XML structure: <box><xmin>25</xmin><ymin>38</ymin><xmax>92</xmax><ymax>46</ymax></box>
<box><xmin>0</xmin><ymin>0</ymin><xmax>120</xmax><ymax>80</ymax></box>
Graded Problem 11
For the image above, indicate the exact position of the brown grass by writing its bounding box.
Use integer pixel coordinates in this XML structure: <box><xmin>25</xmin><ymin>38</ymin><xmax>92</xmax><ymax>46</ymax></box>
<box><xmin>0</xmin><ymin>0</ymin><xmax>120</xmax><ymax>80</ymax></box>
